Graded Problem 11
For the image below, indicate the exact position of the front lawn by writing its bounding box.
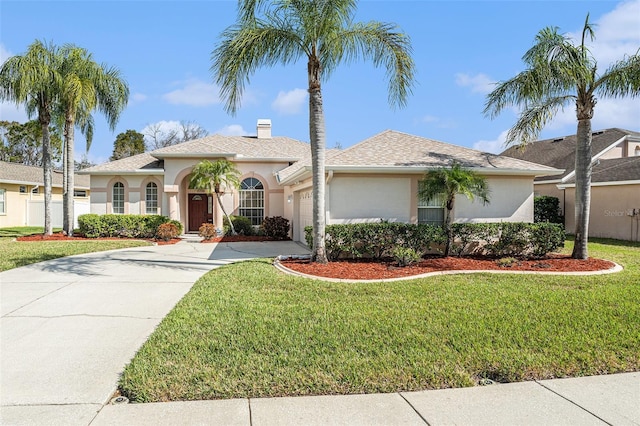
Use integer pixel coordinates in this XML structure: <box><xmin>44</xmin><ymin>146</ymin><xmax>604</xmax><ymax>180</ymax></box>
<box><xmin>120</xmin><ymin>238</ymin><xmax>640</xmax><ymax>402</ymax></box>
<box><xmin>0</xmin><ymin>227</ymin><xmax>151</xmax><ymax>272</ymax></box>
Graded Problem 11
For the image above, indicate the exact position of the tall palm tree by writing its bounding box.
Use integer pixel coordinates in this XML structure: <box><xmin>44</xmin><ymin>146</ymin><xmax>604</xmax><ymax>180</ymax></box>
<box><xmin>484</xmin><ymin>15</ymin><xmax>640</xmax><ymax>259</ymax></box>
<box><xmin>211</xmin><ymin>0</ymin><xmax>415</xmax><ymax>263</ymax></box>
<box><xmin>418</xmin><ymin>162</ymin><xmax>490</xmax><ymax>257</ymax></box>
<box><xmin>58</xmin><ymin>44</ymin><xmax>129</xmax><ymax>236</ymax></box>
<box><xmin>189</xmin><ymin>159</ymin><xmax>242</xmax><ymax>235</ymax></box>
<box><xmin>0</xmin><ymin>40</ymin><xmax>60</xmax><ymax>235</ymax></box>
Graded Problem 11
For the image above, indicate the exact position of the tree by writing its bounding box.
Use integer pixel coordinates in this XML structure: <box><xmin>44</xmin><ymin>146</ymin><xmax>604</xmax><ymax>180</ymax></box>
<box><xmin>418</xmin><ymin>162</ymin><xmax>490</xmax><ymax>257</ymax></box>
<box><xmin>57</xmin><ymin>44</ymin><xmax>129</xmax><ymax>236</ymax></box>
<box><xmin>0</xmin><ymin>120</ymin><xmax>62</xmax><ymax>166</ymax></box>
<box><xmin>0</xmin><ymin>40</ymin><xmax>61</xmax><ymax>235</ymax></box>
<box><xmin>189</xmin><ymin>159</ymin><xmax>241</xmax><ymax>235</ymax></box>
<box><xmin>111</xmin><ymin>130</ymin><xmax>145</xmax><ymax>160</ymax></box>
<box><xmin>484</xmin><ymin>15</ymin><xmax>640</xmax><ymax>259</ymax></box>
<box><xmin>212</xmin><ymin>0</ymin><xmax>415</xmax><ymax>263</ymax></box>
<box><xmin>74</xmin><ymin>154</ymin><xmax>95</xmax><ymax>171</ymax></box>
<box><xmin>144</xmin><ymin>120</ymin><xmax>208</xmax><ymax>150</ymax></box>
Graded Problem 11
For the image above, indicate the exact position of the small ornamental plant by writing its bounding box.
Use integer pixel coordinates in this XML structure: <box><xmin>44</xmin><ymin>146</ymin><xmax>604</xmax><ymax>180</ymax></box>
<box><xmin>392</xmin><ymin>246</ymin><xmax>422</xmax><ymax>267</ymax></box>
<box><xmin>261</xmin><ymin>216</ymin><xmax>290</xmax><ymax>240</ymax></box>
<box><xmin>198</xmin><ymin>223</ymin><xmax>217</xmax><ymax>240</ymax></box>
<box><xmin>156</xmin><ymin>222</ymin><xmax>180</xmax><ymax>242</ymax></box>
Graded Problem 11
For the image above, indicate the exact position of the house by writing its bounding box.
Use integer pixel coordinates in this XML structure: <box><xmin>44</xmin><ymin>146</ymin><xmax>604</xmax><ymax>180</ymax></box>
<box><xmin>81</xmin><ymin>120</ymin><xmax>562</xmax><ymax>243</ymax></box>
<box><xmin>501</xmin><ymin>128</ymin><xmax>640</xmax><ymax>241</ymax></box>
<box><xmin>0</xmin><ymin>161</ymin><xmax>91</xmax><ymax>228</ymax></box>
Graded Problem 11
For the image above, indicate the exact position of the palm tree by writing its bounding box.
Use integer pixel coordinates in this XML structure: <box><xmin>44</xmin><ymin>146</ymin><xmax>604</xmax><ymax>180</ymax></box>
<box><xmin>57</xmin><ymin>44</ymin><xmax>129</xmax><ymax>236</ymax></box>
<box><xmin>418</xmin><ymin>162</ymin><xmax>490</xmax><ymax>257</ymax></box>
<box><xmin>484</xmin><ymin>15</ymin><xmax>640</xmax><ymax>259</ymax></box>
<box><xmin>189</xmin><ymin>159</ymin><xmax>242</xmax><ymax>235</ymax></box>
<box><xmin>0</xmin><ymin>40</ymin><xmax>60</xmax><ymax>235</ymax></box>
<box><xmin>211</xmin><ymin>0</ymin><xmax>415</xmax><ymax>263</ymax></box>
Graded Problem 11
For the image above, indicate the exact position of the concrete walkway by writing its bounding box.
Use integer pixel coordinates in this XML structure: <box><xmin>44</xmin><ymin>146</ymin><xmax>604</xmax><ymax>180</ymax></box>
<box><xmin>1</xmin><ymin>239</ymin><xmax>639</xmax><ymax>425</ymax></box>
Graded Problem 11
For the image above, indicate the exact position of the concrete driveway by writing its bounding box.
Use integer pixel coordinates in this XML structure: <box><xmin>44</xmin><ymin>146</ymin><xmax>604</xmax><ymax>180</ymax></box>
<box><xmin>0</xmin><ymin>240</ymin><xmax>309</xmax><ymax>425</ymax></box>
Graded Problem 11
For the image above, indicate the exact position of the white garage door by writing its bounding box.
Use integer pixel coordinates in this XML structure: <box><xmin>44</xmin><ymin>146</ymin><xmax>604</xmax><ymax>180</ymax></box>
<box><xmin>297</xmin><ymin>189</ymin><xmax>313</xmax><ymax>243</ymax></box>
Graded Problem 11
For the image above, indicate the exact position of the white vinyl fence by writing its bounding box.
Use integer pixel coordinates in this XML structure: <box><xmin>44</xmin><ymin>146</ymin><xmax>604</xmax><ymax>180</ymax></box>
<box><xmin>27</xmin><ymin>200</ymin><xmax>90</xmax><ymax>229</ymax></box>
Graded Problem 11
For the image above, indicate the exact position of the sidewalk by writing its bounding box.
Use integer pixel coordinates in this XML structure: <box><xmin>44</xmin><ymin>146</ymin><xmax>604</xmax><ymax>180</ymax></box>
<box><xmin>1</xmin><ymin>240</ymin><xmax>638</xmax><ymax>425</ymax></box>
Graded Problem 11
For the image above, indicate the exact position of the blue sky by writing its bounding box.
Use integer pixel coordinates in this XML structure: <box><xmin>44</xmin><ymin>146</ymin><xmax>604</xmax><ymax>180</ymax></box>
<box><xmin>1</xmin><ymin>0</ymin><xmax>639</xmax><ymax>165</ymax></box>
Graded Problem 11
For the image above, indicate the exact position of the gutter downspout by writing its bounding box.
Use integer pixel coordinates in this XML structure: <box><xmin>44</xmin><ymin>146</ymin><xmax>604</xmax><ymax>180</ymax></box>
<box><xmin>325</xmin><ymin>171</ymin><xmax>334</xmax><ymax>226</ymax></box>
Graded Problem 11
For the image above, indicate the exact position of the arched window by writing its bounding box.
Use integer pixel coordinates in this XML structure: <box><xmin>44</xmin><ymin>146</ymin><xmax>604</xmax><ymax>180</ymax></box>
<box><xmin>239</xmin><ymin>177</ymin><xmax>264</xmax><ymax>226</ymax></box>
<box><xmin>145</xmin><ymin>182</ymin><xmax>158</xmax><ymax>214</ymax></box>
<box><xmin>113</xmin><ymin>182</ymin><xmax>125</xmax><ymax>214</ymax></box>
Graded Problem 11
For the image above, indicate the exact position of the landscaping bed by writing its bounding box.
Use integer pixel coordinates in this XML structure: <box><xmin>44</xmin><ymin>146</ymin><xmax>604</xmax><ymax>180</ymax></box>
<box><xmin>279</xmin><ymin>254</ymin><xmax>616</xmax><ymax>280</ymax></box>
<box><xmin>16</xmin><ymin>232</ymin><xmax>181</xmax><ymax>245</ymax></box>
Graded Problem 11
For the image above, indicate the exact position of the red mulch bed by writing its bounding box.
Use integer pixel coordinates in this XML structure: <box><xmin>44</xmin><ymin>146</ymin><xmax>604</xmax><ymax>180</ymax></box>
<box><xmin>16</xmin><ymin>233</ymin><xmax>181</xmax><ymax>245</ymax></box>
<box><xmin>280</xmin><ymin>255</ymin><xmax>616</xmax><ymax>280</ymax></box>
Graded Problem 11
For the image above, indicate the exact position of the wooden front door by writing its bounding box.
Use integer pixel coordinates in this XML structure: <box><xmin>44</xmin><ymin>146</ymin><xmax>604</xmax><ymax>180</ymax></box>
<box><xmin>188</xmin><ymin>194</ymin><xmax>212</xmax><ymax>232</ymax></box>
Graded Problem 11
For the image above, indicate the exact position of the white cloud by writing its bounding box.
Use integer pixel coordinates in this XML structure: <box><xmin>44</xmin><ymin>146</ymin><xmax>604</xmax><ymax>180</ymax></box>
<box><xmin>0</xmin><ymin>43</ymin><xmax>12</xmax><ymax>64</ymax></box>
<box><xmin>162</xmin><ymin>78</ymin><xmax>220</xmax><ymax>107</ymax></box>
<box><xmin>455</xmin><ymin>73</ymin><xmax>496</xmax><ymax>94</ymax></box>
<box><xmin>271</xmin><ymin>88</ymin><xmax>307</xmax><ymax>115</ymax></box>
<box><xmin>215</xmin><ymin>124</ymin><xmax>251</xmax><ymax>136</ymax></box>
<box><xmin>418</xmin><ymin>115</ymin><xmax>456</xmax><ymax>129</ymax></box>
<box><xmin>565</xmin><ymin>0</ymin><xmax>640</xmax><ymax>66</ymax></box>
<box><xmin>131</xmin><ymin>92</ymin><xmax>148</xmax><ymax>103</ymax></box>
<box><xmin>473</xmin><ymin>130</ymin><xmax>509</xmax><ymax>154</ymax></box>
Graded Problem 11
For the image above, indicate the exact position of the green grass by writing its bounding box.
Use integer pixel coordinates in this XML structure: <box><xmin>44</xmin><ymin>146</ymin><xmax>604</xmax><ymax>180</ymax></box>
<box><xmin>0</xmin><ymin>227</ymin><xmax>151</xmax><ymax>272</ymax></box>
<box><xmin>119</xmin><ymin>238</ymin><xmax>640</xmax><ymax>402</ymax></box>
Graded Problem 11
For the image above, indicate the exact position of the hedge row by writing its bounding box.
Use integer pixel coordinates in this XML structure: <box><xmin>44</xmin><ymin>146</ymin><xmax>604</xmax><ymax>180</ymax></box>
<box><xmin>305</xmin><ymin>222</ymin><xmax>565</xmax><ymax>260</ymax></box>
<box><xmin>78</xmin><ymin>214</ymin><xmax>183</xmax><ymax>239</ymax></box>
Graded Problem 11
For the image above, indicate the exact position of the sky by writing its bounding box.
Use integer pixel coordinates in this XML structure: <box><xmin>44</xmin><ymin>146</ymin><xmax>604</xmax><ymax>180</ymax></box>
<box><xmin>1</xmin><ymin>0</ymin><xmax>639</xmax><ymax>165</ymax></box>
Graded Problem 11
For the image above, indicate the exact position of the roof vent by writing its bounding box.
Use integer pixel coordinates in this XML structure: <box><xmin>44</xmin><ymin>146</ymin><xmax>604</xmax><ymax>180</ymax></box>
<box><xmin>257</xmin><ymin>119</ymin><xmax>272</xmax><ymax>139</ymax></box>
<box><xmin>553</xmin><ymin>137</ymin><xmax>564</xmax><ymax>142</ymax></box>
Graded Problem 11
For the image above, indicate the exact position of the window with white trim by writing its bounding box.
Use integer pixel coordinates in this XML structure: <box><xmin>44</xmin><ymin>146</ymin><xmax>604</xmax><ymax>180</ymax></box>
<box><xmin>0</xmin><ymin>189</ymin><xmax>5</xmax><ymax>214</ymax></box>
<box><xmin>418</xmin><ymin>193</ymin><xmax>445</xmax><ymax>226</ymax></box>
<box><xmin>113</xmin><ymin>182</ymin><xmax>124</xmax><ymax>214</ymax></box>
<box><xmin>239</xmin><ymin>177</ymin><xmax>264</xmax><ymax>226</ymax></box>
<box><xmin>145</xmin><ymin>182</ymin><xmax>158</xmax><ymax>214</ymax></box>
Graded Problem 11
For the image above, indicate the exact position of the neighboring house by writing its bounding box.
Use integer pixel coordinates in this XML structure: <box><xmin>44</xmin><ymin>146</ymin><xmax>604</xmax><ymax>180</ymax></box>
<box><xmin>81</xmin><ymin>120</ymin><xmax>561</xmax><ymax>243</ymax></box>
<box><xmin>501</xmin><ymin>128</ymin><xmax>640</xmax><ymax>241</ymax></box>
<box><xmin>0</xmin><ymin>161</ymin><xmax>91</xmax><ymax>228</ymax></box>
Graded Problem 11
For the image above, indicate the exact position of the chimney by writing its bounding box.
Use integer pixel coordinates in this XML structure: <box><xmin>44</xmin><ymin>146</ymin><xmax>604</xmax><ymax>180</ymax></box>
<box><xmin>257</xmin><ymin>119</ymin><xmax>272</xmax><ymax>139</ymax></box>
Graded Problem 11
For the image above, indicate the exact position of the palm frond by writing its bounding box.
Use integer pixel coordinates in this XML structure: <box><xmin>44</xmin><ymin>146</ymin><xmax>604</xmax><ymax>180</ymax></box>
<box><xmin>505</xmin><ymin>95</ymin><xmax>573</xmax><ymax>145</ymax></box>
<box><xmin>595</xmin><ymin>52</ymin><xmax>640</xmax><ymax>98</ymax></box>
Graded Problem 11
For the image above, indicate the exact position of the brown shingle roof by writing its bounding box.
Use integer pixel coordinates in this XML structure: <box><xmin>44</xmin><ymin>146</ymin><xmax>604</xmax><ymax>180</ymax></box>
<box><xmin>0</xmin><ymin>161</ymin><xmax>90</xmax><ymax>188</ymax></box>
<box><xmin>563</xmin><ymin>156</ymin><xmax>640</xmax><ymax>184</ymax></box>
<box><xmin>500</xmin><ymin>128</ymin><xmax>639</xmax><ymax>182</ymax></box>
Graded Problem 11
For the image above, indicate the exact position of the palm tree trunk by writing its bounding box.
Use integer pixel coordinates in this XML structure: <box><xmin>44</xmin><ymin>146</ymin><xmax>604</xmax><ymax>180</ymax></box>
<box><xmin>308</xmin><ymin>56</ymin><xmax>328</xmax><ymax>264</ymax></box>
<box><xmin>39</xmin><ymin>109</ymin><xmax>53</xmax><ymax>236</ymax></box>
<box><xmin>571</xmin><ymin>117</ymin><xmax>592</xmax><ymax>259</ymax></box>
<box><xmin>216</xmin><ymin>192</ymin><xmax>236</xmax><ymax>235</ymax></box>
<box><xmin>63</xmin><ymin>116</ymin><xmax>75</xmax><ymax>236</ymax></box>
<box><xmin>444</xmin><ymin>198</ymin><xmax>454</xmax><ymax>257</ymax></box>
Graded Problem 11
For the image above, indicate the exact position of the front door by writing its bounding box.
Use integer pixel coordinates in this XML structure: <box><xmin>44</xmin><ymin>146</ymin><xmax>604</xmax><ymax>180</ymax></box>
<box><xmin>188</xmin><ymin>194</ymin><xmax>212</xmax><ymax>232</ymax></box>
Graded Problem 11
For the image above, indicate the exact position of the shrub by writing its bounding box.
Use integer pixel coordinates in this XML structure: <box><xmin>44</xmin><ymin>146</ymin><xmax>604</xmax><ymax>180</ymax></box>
<box><xmin>223</xmin><ymin>215</ymin><xmax>254</xmax><ymax>236</ymax></box>
<box><xmin>392</xmin><ymin>247</ymin><xmax>423</xmax><ymax>267</ymax></box>
<box><xmin>156</xmin><ymin>223</ymin><xmax>180</xmax><ymax>241</ymax></box>
<box><xmin>534</xmin><ymin>196</ymin><xmax>564</xmax><ymax>224</ymax></box>
<box><xmin>78</xmin><ymin>214</ymin><xmax>180</xmax><ymax>239</ymax></box>
<box><xmin>305</xmin><ymin>222</ymin><xmax>564</xmax><ymax>260</ymax></box>
<box><xmin>198</xmin><ymin>223</ymin><xmax>217</xmax><ymax>240</ymax></box>
<box><xmin>261</xmin><ymin>216</ymin><xmax>290</xmax><ymax>240</ymax></box>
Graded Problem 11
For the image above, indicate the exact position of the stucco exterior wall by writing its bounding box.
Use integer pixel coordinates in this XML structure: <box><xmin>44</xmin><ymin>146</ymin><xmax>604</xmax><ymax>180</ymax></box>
<box><xmin>90</xmin><ymin>174</ymin><xmax>163</xmax><ymax>216</ymax></box>
<box><xmin>534</xmin><ymin>182</ymin><xmax>566</xmax><ymax>214</ymax></box>
<box><xmin>455</xmin><ymin>176</ymin><xmax>534</xmax><ymax>223</ymax></box>
<box><xmin>563</xmin><ymin>183</ymin><xmax>640</xmax><ymax>241</ymax></box>
<box><xmin>327</xmin><ymin>175</ymin><xmax>413</xmax><ymax>224</ymax></box>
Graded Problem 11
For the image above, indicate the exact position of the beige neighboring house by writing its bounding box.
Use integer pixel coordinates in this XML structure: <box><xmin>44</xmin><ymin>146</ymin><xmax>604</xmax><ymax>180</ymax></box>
<box><xmin>81</xmin><ymin>120</ymin><xmax>562</xmax><ymax>243</ymax></box>
<box><xmin>502</xmin><ymin>128</ymin><xmax>640</xmax><ymax>242</ymax></box>
<box><xmin>0</xmin><ymin>161</ymin><xmax>91</xmax><ymax>228</ymax></box>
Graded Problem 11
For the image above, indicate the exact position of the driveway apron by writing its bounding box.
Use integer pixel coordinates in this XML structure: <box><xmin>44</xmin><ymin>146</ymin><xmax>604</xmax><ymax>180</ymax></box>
<box><xmin>0</xmin><ymin>240</ymin><xmax>309</xmax><ymax>425</ymax></box>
